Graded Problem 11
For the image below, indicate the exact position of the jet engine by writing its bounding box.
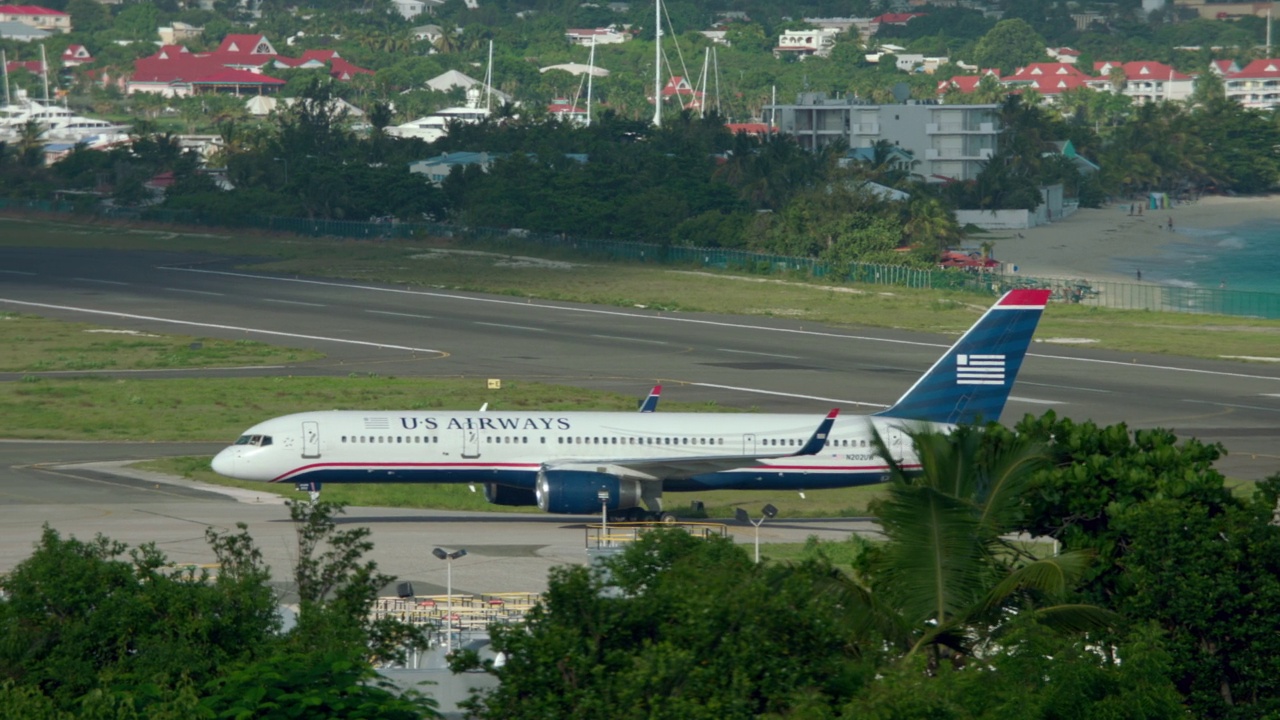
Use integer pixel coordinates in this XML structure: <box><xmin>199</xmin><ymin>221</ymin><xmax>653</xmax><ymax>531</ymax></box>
<box><xmin>536</xmin><ymin>469</ymin><xmax>642</xmax><ymax>514</ymax></box>
<box><xmin>483</xmin><ymin>482</ymin><xmax>538</xmax><ymax>507</ymax></box>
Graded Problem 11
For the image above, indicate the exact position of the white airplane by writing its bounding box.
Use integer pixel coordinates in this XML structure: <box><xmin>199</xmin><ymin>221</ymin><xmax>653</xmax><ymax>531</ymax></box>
<box><xmin>212</xmin><ymin>289</ymin><xmax>1051</xmax><ymax>518</ymax></box>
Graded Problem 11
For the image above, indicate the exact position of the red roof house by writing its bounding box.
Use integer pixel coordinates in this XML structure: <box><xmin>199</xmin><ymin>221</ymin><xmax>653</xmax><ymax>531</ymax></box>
<box><xmin>128</xmin><ymin>34</ymin><xmax>371</xmax><ymax>96</ymax></box>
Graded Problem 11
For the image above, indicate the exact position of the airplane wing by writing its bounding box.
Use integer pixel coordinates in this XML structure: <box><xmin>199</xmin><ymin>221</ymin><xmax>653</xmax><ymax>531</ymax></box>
<box><xmin>542</xmin><ymin>409</ymin><xmax>839</xmax><ymax>481</ymax></box>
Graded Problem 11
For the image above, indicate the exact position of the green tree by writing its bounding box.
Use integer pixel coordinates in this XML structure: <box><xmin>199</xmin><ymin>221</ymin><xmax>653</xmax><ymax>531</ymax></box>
<box><xmin>865</xmin><ymin>424</ymin><xmax>1113</xmax><ymax>668</ymax></box>
<box><xmin>1011</xmin><ymin>412</ymin><xmax>1280</xmax><ymax>719</ymax></box>
<box><xmin>458</xmin><ymin>530</ymin><xmax>869</xmax><ymax>718</ymax></box>
<box><xmin>971</xmin><ymin>19</ymin><xmax>1047</xmax><ymax>74</ymax></box>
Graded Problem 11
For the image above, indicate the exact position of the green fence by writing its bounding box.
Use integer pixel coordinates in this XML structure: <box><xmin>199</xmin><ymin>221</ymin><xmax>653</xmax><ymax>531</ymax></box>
<box><xmin>4</xmin><ymin>198</ymin><xmax>1279</xmax><ymax>319</ymax></box>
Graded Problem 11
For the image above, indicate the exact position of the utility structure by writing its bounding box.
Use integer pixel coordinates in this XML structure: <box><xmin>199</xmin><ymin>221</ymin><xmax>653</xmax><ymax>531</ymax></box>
<box><xmin>432</xmin><ymin>547</ymin><xmax>467</xmax><ymax>654</ymax></box>
<box><xmin>735</xmin><ymin>504</ymin><xmax>778</xmax><ymax>564</ymax></box>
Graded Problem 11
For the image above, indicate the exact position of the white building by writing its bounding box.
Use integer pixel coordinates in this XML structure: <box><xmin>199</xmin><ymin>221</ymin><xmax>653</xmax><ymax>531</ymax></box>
<box><xmin>1224</xmin><ymin>59</ymin><xmax>1280</xmax><ymax>109</ymax></box>
<box><xmin>765</xmin><ymin>93</ymin><xmax>1000</xmax><ymax>182</ymax></box>
<box><xmin>392</xmin><ymin>0</ymin><xmax>425</xmax><ymax>20</ymax></box>
<box><xmin>775</xmin><ymin>28</ymin><xmax>840</xmax><ymax>59</ymax></box>
<box><xmin>565</xmin><ymin>26</ymin><xmax>628</xmax><ymax>46</ymax></box>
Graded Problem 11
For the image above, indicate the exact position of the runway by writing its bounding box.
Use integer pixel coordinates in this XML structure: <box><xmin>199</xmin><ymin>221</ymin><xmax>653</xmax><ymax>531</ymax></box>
<box><xmin>2</xmin><ymin>246</ymin><xmax>1279</xmax><ymax>588</ymax></box>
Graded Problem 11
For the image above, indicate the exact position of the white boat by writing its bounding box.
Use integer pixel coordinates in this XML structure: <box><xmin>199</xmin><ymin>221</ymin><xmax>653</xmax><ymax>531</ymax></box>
<box><xmin>0</xmin><ymin>97</ymin><xmax>131</xmax><ymax>142</ymax></box>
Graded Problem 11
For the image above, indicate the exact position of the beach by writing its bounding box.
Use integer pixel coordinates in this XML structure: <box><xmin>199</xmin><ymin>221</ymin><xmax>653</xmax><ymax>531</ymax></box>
<box><xmin>990</xmin><ymin>195</ymin><xmax>1280</xmax><ymax>285</ymax></box>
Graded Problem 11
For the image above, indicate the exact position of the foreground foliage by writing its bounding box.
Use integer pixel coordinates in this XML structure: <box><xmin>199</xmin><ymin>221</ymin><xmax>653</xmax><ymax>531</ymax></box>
<box><xmin>456</xmin><ymin>421</ymin><xmax>1205</xmax><ymax>719</ymax></box>
<box><xmin>0</xmin><ymin>502</ymin><xmax>438</xmax><ymax>719</ymax></box>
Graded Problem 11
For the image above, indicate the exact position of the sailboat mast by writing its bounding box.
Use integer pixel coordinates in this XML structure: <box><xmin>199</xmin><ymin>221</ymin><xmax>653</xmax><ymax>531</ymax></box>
<box><xmin>652</xmin><ymin>0</ymin><xmax>661</xmax><ymax>127</ymax></box>
<box><xmin>2</xmin><ymin>49</ymin><xmax>10</xmax><ymax>107</ymax></box>
<box><xmin>485</xmin><ymin>40</ymin><xmax>493</xmax><ymax>112</ymax></box>
<box><xmin>713</xmin><ymin>46</ymin><xmax>721</xmax><ymax>115</ymax></box>
<box><xmin>585</xmin><ymin>37</ymin><xmax>595</xmax><ymax>127</ymax></box>
<box><xmin>40</xmin><ymin>44</ymin><xmax>49</xmax><ymax>103</ymax></box>
<box><xmin>698</xmin><ymin>49</ymin><xmax>708</xmax><ymax>118</ymax></box>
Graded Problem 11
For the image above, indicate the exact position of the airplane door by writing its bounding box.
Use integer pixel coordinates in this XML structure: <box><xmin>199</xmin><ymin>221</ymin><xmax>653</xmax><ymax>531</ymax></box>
<box><xmin>302</xmin><ymin>421</ymin><xmax>320</xmax><ymax>459</ymax></box>
<box><xmin>742</xmin><ymin>434</ymin><xmax>756</xmax><ymax>455</ymax></box>
<box><xmin>462</xmin><ymin>428</ymin><xmax>482</xmax><ymax>459</ymax></box>
<box><xmin>887</xmin><ymin>429</ymin><xmax>904</xmax><ymax>463</ymax></box>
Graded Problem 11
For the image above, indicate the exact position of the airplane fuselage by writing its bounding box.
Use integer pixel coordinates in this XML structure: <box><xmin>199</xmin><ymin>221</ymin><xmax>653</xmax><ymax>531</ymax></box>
<box><xmin>212</xmin><ymin>410</ymin><xmax>924</xmax><ymax>492</ymax></box>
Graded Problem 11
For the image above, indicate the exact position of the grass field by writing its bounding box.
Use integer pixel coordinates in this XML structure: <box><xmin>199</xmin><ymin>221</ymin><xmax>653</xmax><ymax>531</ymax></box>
<box><xmin>0</xmin><ymin>313</ymin><xmax>322</xmax><ymax>372</ymax></box>
<box><xmin>0</xmin><ymin>373</ymin><xmax>730</xmax><ymax>441</ymax></box>
<box><xmin>4</xmin><ymin>216</ymin><xmax>1280</xmax><ymax>361</ymax></box>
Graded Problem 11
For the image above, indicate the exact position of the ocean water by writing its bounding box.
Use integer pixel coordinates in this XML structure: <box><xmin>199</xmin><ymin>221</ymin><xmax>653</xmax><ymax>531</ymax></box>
<box><xmin>1111</xmin><ymin>219</ymin><xmax>1280</xmax><ymax>294</ymax></box>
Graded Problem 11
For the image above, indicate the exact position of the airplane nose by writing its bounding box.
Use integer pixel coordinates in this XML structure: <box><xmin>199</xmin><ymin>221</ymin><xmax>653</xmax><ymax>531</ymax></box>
<box><xmin>211</xmin><ymin>449</ymin><xmax>235</xmax><ymax>477</ymax></box>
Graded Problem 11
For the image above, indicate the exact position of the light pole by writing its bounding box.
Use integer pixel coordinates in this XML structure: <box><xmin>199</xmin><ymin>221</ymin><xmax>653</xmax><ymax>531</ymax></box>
<box><xmin>598</xmin><ymin>489</ymin><xmax>610</xmax><ymax>545</ymax></box>
<box><xmin>432</xmin><ymin>547</ymin><xmax>467</xmax><ymax>654</ymax></box>
<box><xmin>735</xmin><ymin>504</ymin><xmax>778</xmax><ymax>564</ymax></box>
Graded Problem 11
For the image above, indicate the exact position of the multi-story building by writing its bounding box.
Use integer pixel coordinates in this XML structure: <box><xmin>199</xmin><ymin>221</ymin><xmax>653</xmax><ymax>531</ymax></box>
<box><xmin>1223</xmin><ymin>59</ymin><xmax>1280</xmax><ymax>109</ymax></box>
<box><xmin>0</xmin><ymin>4</ymin><xmax>69</xmax><ymax>34</ymax></box>
<box><xmin>764</xmin><ymin>93</ymin><xmax>1000</xmax><ymax>182</ymax></box>
<box><xmin>1090</xmin><ymin>61</ymin><xmax>1196</xmax><ymax>103</ymax></box>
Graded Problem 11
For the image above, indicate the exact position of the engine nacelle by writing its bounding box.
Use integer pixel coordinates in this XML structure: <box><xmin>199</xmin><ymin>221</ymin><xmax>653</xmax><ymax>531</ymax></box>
<box><xmin>536</xmin><ymin>470</ymin><xmax>642</xmax><ymax>514</ymax></box>
<box><xmin>483</xmin><ymin>482</ymin><xmax>538</xmax><ymax>507</ymax></box>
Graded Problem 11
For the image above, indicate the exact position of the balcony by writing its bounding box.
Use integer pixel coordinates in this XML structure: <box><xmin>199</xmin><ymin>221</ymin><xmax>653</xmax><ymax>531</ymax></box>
<box><xmin>851</xmin><ymin>122</ymin><xmax>879</xmax><ymax>134</ymax></box>
<box><xmin>926</xmin><ymin>122</ymin><xmax>997</xmax><ymax>134</ymax></box>
<box><xmin>926</xmin><ymin>147</ymin><xmax>995</xmax><ymax>160</ymax></box>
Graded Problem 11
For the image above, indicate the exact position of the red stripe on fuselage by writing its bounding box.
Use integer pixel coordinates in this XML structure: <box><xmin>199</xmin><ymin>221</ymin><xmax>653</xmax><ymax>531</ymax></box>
<box><xmin>271</xmin><ymin>461</ymin><xmax>542</xmax><ymax>483</ymax></box>
<box><xmin>270</xmin><ymin>462</ymin><xmax>919</xmax><ymax>483</ymax></box>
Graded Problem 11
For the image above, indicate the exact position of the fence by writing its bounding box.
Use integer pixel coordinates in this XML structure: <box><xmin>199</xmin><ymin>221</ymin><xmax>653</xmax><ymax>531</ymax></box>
<box><xmin>4</xmin><ymin>197</ymin><xmax>1279</xmax><ymax>319</ymax></box>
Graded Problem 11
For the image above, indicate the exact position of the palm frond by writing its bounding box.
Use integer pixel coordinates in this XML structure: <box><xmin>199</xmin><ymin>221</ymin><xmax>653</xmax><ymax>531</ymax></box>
<box><xmin>981</xmin><ymin>551</ymin><xmax>1095</xmax><ymax>613</ymax></box>
<box><xmin>875</xmin><ymin>483</ymin><xmax>989</xmax><ymax>626</ymax></box>
<box><xmin>1025</xmin><ymin>603</ymin><xmax>1120</xmax><ymax>635</ymax></box>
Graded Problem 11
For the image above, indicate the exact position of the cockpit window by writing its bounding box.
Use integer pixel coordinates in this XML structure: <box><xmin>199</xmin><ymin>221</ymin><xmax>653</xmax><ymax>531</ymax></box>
<box><xmin>233</xmin><ymin>435</ymin><xmax>273</xmax><ymax>447</ymax></box>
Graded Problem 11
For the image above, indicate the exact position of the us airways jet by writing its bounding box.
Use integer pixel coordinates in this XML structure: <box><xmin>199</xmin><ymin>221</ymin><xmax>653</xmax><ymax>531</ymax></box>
<box><xmin>211</xmin><ymin>290</ymin><xmax>1050</xmax><ymax>518</ymax></box>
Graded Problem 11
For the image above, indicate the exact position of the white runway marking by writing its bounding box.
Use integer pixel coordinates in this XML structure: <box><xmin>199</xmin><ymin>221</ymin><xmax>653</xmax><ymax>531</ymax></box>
<box><xmin>367</xmin><ymin>310</ymin><xmax>434</xmax><ymax>320</ymax></box>
<box><xmin>591</xmin><ymin>334</ymin><xmax>668</xmax><ymax>345</ymax></box>
<box><xmin>688</xmin><ymin>382</ymin><xmax>887</xmax><ymax>409</ymax></box>
<box><xmin>0</xmin><ymin>270</ymin><xmax>36</xmax><ymax>276</ymax></box>
<box><xmin>1020</xmin><ymin>381</ymin><xmax>1111</xmax><ymax>393</ymax></box>
<box><xmin>0</xmin><ymin>299</ymin><xmax>444</xmax><ymax>355</ymax></box>
<box><xmin>718</xmin><ymin>349</ymin><xmax>803</xmax><ymax>359</ymax></box>
<box><xmin>136</xmin><ymin>266</ymin><xmax>1280</xmax><ymax>385</ymax></box>
<box><xmin>1007</xmin><ymin>396</ymin><xmax>1065</xmax><ymax>405</ymax></box>
<box><xmin>166</xmin><ymin>288</ymin><xmax>224</xmax><ymax>296</ymax></box>
<box><xmin>263</xmin><ymin>298</ymin><xmax>325</xmax><ymax>307</ymax></box>
<box><xmin>73</xmin><ymin>277</ymin><xmax>128</xmax><ymax>286</ymax></box>
<box><xmin>1184</xmin><ymin>399</ymin><xmax>1280</xmax><ymax>414</ymax></box>
<box><xmin>476</xmin><ymin>322</ymin><xmax>547</xmax><ymax>332</ymax></box>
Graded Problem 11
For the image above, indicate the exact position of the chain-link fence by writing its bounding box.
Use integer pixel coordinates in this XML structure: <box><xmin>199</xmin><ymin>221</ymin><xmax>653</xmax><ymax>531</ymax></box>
<box><xmin>5</xmin><ymin>198</ymin><xmax>1278</xmax><ymax>319</ymax></box>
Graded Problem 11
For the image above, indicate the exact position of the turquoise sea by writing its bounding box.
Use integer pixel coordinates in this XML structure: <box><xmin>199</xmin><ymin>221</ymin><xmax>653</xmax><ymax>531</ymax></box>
<box><xmin>1112</xmin><ymin>219</ymin><xmax>1280</xmax><ymax>294</ymax></box>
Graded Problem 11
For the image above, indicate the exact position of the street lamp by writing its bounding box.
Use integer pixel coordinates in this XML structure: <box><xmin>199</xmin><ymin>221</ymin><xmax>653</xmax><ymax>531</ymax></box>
<box><xmin>735</xmin><ymin>504</ymin><xmax>778</xmax><ymax>564</ymax></box>
<box><xmin>598</xmin><ymin>489</ymin><xmax>610</xmax><ymax>545</ymax></box>
<box><xmin>432</xmin><ymin>547</ymin><xmax>467</xmax><ymax>654</ymax></box>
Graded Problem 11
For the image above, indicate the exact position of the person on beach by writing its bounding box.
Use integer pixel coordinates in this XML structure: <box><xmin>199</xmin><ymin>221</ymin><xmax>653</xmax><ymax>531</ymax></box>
<box><xmin>1136</xmin><ymin>269</ymin><xmax>1142</xmax><ymax>281</ymax></box>
<box><xmin>1167</xmin><ymin>217</ymin><xmax>1173</xmax><ymax>231</ymax></box>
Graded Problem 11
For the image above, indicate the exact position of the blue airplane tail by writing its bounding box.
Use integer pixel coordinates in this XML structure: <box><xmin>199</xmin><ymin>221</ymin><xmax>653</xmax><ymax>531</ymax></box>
<box><xmin>875</xmin><ymin>289</ymin><xmax>1050</xmax><ymax>425</ymax></box>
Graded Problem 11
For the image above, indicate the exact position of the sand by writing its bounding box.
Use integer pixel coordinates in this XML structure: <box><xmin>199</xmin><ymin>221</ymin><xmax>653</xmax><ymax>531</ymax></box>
<box><xmin>988</xmin><ymin>195</ymin><xmax>1280</xmax><ymax>283</ymax></box>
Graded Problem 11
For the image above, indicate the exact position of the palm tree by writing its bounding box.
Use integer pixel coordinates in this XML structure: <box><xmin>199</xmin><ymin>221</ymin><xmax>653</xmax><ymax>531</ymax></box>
<box><xmin>865</xmin><ymin>424</ymin><xmax>1114</xmax><ymax>669</ymax></box>
<box><xmin>1107</xmin><ymin>65</ymin><xmax>1128</xmax><ymax>95</ymax></box>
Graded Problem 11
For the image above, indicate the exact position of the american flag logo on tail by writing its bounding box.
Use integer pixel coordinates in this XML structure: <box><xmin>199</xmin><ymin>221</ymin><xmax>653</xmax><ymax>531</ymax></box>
<box><xmin>956</xmin><ymin>354</ymin><xmax>1006</xmax><ymax>385</ymax></box>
